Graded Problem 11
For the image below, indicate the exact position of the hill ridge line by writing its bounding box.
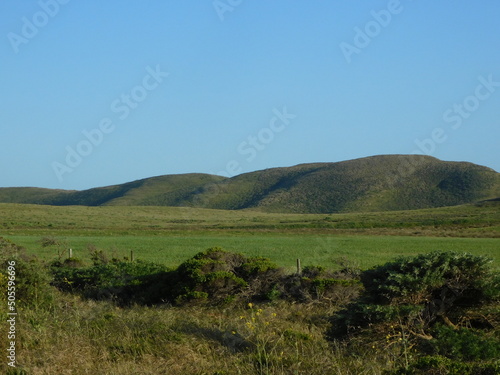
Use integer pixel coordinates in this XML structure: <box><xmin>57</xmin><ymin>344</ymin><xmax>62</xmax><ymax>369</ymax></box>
<box><xmin>1</xmin><ymin>155</ymin><xmax>498</xmax><ymax>213</ymax></box>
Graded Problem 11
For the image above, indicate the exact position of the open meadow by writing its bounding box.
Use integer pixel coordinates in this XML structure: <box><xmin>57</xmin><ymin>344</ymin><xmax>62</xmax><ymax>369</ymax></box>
<box><xmin>1</xmin><ymin>201</ymin><xmax>499</xmax><ymax>269</ymax></box>
<box><xmin>1</xmin><ymin>201</ymin><xmax>499</xmax><ymax>374</ymax></box>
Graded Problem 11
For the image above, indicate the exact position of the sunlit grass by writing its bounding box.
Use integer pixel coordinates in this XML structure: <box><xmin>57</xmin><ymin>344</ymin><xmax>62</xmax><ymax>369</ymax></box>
<box><xmin>3</xmin><ymin>290</ymin><xmax>392</xmax><ymax>375</ymax></box>
<box><xmin>1</xmin><ymin>202</ymin><xmax>498</xmax><ymax>272</ymax></box>
<box><xmin>4</xmin><ymin>233</ymin><xmax>499</xmax><ymax>271</ymax></box>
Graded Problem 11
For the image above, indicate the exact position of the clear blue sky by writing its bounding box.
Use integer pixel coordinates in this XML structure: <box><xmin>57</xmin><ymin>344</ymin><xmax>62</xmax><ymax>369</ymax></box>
<box><xmin>1</xmin><ymin>1</ymin><xmax>499</xmax><ymax>190</ymax></box>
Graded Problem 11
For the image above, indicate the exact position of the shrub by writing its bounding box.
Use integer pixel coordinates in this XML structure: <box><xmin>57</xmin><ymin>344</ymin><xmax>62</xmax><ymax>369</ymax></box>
<box><xmin>89</xmin><ymin>248</ymin><xmax>109</xmax><ymax>265</ymax></box>
<box><xmin>329</xmin><ymin>251</ymin><xmax>499</xmax><ymax>340</ymax></box>
<box><xmin>360</xmin><ymin>251</ymin><xmax>496</xmax><ymax>306</ymax></box>
<box><xmin>301</xmin><ymin>265</ymin><xmax>325</xmax><ymax>278</ymax></box>
<box><xmin>40</xmin><ymin>236</ymin><xmax>61</xmax><ymax>247</ymax></box>
<box><xmin>62</xmin><ymin>257</ymin><xmax>85</xmax><ymax>268</ymax></box>
<box><xmin>11</xmin><ymin>258</ymin><xmax>55</xmax><ymax>309</ymax></box>
<box><xmin>49</xmin><ymin>246</ymin><xmax>363</xmax><ymax>306</ymax></box>
<box><xmin>51</xmin><ymin>258</ymin><xmax>170</xmax><ymax>305</ymax></box>
<box><xmin>237</xmin><ymin>256</ymin><xmax>284</xmax><ymax>301</ymax></box>
<box><xmin>238</xmin><ymin>256</ymin><xmax>279</xmax><ymax>279</ymax></box>
<box><xmin>171</xmin><ymin>247</ymin><xmax>280</xmax><ymax>304</ymax></box>
<box><xmin>50</xmin><ymin>247</ymin><xmax>282</xmax><ymax>306</ymax></box>
<box><xmin>0</xmin><ymin>237</ymin><xmax>24</xmax><ymax>258</ymax></box>
<box><xmin>279</xmin><ymin>263</ymin><xmax>362</xmax><ymax>304</ymax></box>
<box><xmin>423</xmin><ymin>324</ymin><xmax>500</xmax><ymax>361</ymax></box>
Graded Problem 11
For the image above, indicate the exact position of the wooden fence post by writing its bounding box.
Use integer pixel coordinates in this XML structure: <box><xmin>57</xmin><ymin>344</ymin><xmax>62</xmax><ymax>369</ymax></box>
<box><xmin>68</xmin><ymin>248</ymin><xmax>73</xmax><ymax>259</ymax></box>
<box><xmin>296</xmin><ymin>258</ymin><xmax>301</xmax><ymax>275</ymax></box>
<box><xmin>130</xmin><ymin>250</ymin><xmax>134</xmax><ymax>262</ymax></box>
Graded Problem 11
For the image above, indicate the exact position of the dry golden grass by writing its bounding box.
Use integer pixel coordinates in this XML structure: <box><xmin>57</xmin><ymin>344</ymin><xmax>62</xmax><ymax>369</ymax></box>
<box><xmin>1</xmin><ymin>290</ymin><xmax>396</xmax><ymax>375</ymax></box>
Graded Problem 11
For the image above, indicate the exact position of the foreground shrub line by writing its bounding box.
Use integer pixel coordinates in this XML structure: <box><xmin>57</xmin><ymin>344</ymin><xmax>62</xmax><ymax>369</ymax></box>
<box><xmin>1</xmin><ymin>237</ymin><xmax>499</xmax><ymax>374</ymax></box>
<box><xmin>49</xmin><ymin>247</ymin><xmax>363</xmax><ymax>307</ymax></box>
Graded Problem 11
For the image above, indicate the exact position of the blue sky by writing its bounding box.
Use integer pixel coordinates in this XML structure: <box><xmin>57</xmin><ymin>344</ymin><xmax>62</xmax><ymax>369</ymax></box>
<box><xmin>1</xmin><ymin>1</ymin><xmax>499</xmax><ymax>190</ymax></box>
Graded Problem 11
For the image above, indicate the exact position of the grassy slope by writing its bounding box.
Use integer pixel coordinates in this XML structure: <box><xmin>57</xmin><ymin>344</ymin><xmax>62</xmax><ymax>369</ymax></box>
<box><xmin>102</xmin><ymin>173</ymin><xmax>227</xmax><ymax>206</ymax></box>
<box><xmin>195</xmin><ymin>155</ymin><xmax>499</xmax><ymax>213</ymax></box>
<box><xmin>0</xmin><ymin>174</ymin><xmax>227</xmax><ymax>207</ymax></box>
<box><xmin>1</xmin><ymin>200</ymin><xmax>499</xmax><ymax>235</ymax></box>
<box><xmin>1</xmin><ymin>155</ymin><xmax>498</xmax><ymax>213</ymax></box>
<box><xmin>0</xmin><ymin>187</ymin><xmax>74</xmax><ymax>204</ymax></box>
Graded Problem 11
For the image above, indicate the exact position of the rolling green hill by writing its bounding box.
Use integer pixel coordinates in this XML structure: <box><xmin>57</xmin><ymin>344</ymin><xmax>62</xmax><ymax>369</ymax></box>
<box><xmin>0</xmin><ymin>174</ymin><xmax>227</xmax><ymax>207</ymax></box>
<box><xmin>0</xmin><ymin>187</ymin><xmax>75</xmax><ymax>204</ymax></box>
<box><xmin>1</xmin><ymin>155</ymin><xmax>498</xmax><ymax>213</ymax></box>
<box><xmin>185</xmin><ymin>155</ymin><xmax>499</xmax><ymax>213</ymax></box>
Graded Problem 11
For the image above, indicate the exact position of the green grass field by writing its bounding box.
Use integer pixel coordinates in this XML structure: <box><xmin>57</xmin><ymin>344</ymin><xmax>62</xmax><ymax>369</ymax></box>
<box><xmin>1</xmin><ymin>202</ymin><xmax>499</xmax><ymax>269</ymax></box>
<box><xmin>6</xmin><ymin>233</ymin><xmax>500</xmax><ymax>269</ymax></box>
<box><xmin>1</xmin><ymin>202</ymin><xmax>500</xmax><ymax>375</ymax></box>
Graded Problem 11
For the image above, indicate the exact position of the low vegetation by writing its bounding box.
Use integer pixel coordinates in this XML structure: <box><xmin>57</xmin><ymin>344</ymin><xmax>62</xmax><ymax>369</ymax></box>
<box><xmin>1</xmin><ymin>236</ymin><xmax>498</xmax><ymax>374</ymax></box>
<box><xmin>2</xmin><ymin>198</ymin><xmax>499</xmax><ymax>238</ymax></box>
<box><xmin>49</xmin><ymin>247</ymin><xmax>361</xmax><ymax>307</ymax></box>
<box><xmin>0</xmin><ymin>195</ymin><xmax>498</xmax><ymax>373</ymax></box>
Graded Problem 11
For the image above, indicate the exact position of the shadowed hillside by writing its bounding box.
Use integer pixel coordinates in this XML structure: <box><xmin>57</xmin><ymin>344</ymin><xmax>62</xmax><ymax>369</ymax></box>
<box><xmin>184</xmin><ymin>155</ymin><xmax>499</xmax><ymax>213</ymax></box>
<box><xmin>1</xmin><ymin>155</ymin><xmax>498</xmax><ymax>213</ymax></box>
<box><xmin>0</xmin><ymin>174</ymin><xmax>226</xmax><ymax>207</ymax></box>
<box><xmin>0</xmin><ymin>187</ymin><xmax>75</xmax><ymax>204</ymax></box>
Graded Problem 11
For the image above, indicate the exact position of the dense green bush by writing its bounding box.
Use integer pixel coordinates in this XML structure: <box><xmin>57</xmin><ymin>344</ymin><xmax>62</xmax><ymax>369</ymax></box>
<box><xmin>422</xmin><ymin>324</ymin><xmax>500</xmax><ymax>361</ymax></box>
<box><xmin>170</xmin><ymin>248</ymin><xmax>362</xmax><ymax>305</ymax></box>
<box><xmin>329</xmin><ymin>251</ymin><xmax>499</xmax><ymax>340</ymax></box>
<box><xmin>239</xmin><ymin>256</ymin><xmax>279</xmax><ymax>279</ymax></box>
<box><xmin>51</xmin><ymin>258</ymin><xmax>170</xmax><ymax>304</ymax></box>
<box><xmin>50</xmin><ymin>247</ymin><xmax>283</xmax><ymax>305</ymax></box>
<box><xmin>49</xmin><ymin>247</ymin><xmax>365</xmax><ymax>307</ymax></box>
<box><xmin>170</xmin><ymin>247</ymin><xmax>282</xmax><ymax>304</ymax></box>
<box><xmin>361</xmin><ymin>251</ymin><xmax>498</xmax><ymax>304</ymax></box>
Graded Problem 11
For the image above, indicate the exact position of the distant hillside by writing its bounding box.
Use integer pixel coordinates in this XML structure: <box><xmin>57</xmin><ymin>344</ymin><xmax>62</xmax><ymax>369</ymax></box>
<box><xmin>0</xmin><ymin>174</ymin><xmax>226</xmax><ymax>207</ymax></box>
<box><xmin>1</xmin><ymin>155</ymin><xmax>498</xmax><ymax>213</ymax></box>
<box><xmin>0</xmin><ymin>187</ymin><xmax>74</xmax><ymax>205</ymax></box>
<box><xmin>180</xmin><ymin>155</ymin><xmax>499</xmax><ymax>213</ymax></box>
